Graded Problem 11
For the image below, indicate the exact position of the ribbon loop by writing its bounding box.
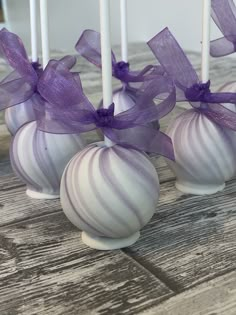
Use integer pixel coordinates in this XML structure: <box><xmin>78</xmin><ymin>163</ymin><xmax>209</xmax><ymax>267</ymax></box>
<box><xmin>211</xmin><ymin>0</ymin><xmax>236</xmax><ymax>57</ymax></box>
<box><xmin>0</xmin><ymin>28</ymin><xmax>39</xmax><ymax>109</ymax></box>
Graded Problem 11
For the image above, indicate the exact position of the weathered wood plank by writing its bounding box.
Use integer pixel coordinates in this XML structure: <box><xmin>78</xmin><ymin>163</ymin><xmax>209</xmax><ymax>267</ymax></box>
<box><xmin>142</xmin><ymin>270</ymin><xmax>236</xmax><ymax>315</ymax></box>
<box><xmin>125</xmin><ymin>178</ymin><xmax>236</xmax><ymax>292</ymax></box>
<box><xmin>0</xmin><ymin>172</ymin><xmax>24</xmax><ymax>191</ymax></box>
<box><xmin>0</xmin><ymin>212</ymin><xmax>173</xmax><ymax>315</ymax></box>
<box><xmin>0</xmin><ymin>186</ymin><xmax>61</xmax><ymax>227</ymax></box>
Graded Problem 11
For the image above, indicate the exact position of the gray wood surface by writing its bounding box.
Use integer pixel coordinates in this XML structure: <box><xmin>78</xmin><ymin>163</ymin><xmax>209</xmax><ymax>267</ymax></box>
<box><xmin>142</xmin><ymin>270</ymin><xmax>236</xmax><ymax>315</ymax></box>
<box><xmin>0</xmin><ymin>212</ymin><xmax>173</xmax><ymax>315</ymax></box>
<box><xmin>125</xmin><ymin>178</ymin><xmax>236</xmax><ymax>292</ymax></box>
<box><xmin>0</xmin><ymin>44</ymin><xmax>235</xmax><ymax>314</ymax></box>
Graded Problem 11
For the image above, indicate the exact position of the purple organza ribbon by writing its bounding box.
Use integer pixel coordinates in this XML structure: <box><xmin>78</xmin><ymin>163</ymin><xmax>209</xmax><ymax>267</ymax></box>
<box><xmin>0</xmin><ymin>28</ymin><xmax>39</xmax><ymax>109</ymax></box>
<box><xmin>148</xmin><ymin>27</ymin><xmax>236</xmax><ymax>131</ymax></box>
<box><xmin>210</xmin><ymin>0</ymin><xmax>236</xmax><ymax>57</ymax></box>
<box><xmin>34</xmin><ymin>59</ymin><xmax>176</xmax><ymax>160</ymax></box>
<box><xmin>0</xmin><ymin>28</ymin><xmax>78</xmax><ymax>110</ymax></box>
<box><xmin>75</xmin><ymin>29</ymin><xmax>163</xmax><ymax>84</ymax></box>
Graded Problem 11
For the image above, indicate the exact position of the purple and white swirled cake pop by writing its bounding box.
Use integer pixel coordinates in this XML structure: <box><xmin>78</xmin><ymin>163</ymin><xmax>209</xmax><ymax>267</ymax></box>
<box><xmin>10</xmin><ymin>120</ymin><xmax>85</xmax><ymax>199</ymax></box>
<box><xmin>60</xmin><ymin>143</ymin><xmax>159</xmax><ymax>249</ymax></box>
<box><xmin>8</xmin><ymin>53</ymin><xmax>86</xmax><ymax>199</ymax></box>
<box><xmin>148</xmin><ymin>28</ymin><xmax>236</xmax><ymax>195</ymax></box>
<box><xmin>0</xmin><ymin>29</ymin><xmax>39</xmax><ymax>135</ymax></box>
<box><xmin>35</xmin><ymin>57</ymin><xmax>175</xmax><ymax>249</ymax></box>
<box><xmin>166</xmin><ymin>110</ymin><xmax>235</xmax><ymax>194</ymax></box>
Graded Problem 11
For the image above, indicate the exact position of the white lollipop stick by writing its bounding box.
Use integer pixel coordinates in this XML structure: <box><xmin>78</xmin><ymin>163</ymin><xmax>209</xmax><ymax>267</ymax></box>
<box><xmin>100</xmin><ymin>0</ymin><xmax>113</xmax><ymax>147</ymax></box>
<box><xmin>29</xmin><ymin>0</ymin><xmax>38</xmax><ymax>62</ymax></box>
<box><xmin>120</xmin><ymin>0</ymin><xmax>128</xmax><ymax>62</ymax></box>
<box><xmin>40</xmin><ymin>0</ymin><xmax>50</xmax><ymax>69</ymax></box>
<box><xmin>201</xmin><ymin>0</ymin><xmax>211</xmax><ymax>83</ymax></box>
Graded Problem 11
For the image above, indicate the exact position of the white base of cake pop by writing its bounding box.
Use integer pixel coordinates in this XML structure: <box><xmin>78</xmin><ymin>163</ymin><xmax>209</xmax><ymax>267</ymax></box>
<box><xmin>26</xmin><ymin>189</ymin><xmax>60</xmax><ymax>200</ymax></box>
<box><xmin>81</xmin><ymin>231</ymin><xmax>140</xmax><ymax>250</ymax></box>
<box><xmin>175</xmin><ymin>181</ymin><xmax>225</xmax><ymax>195</ymax></box>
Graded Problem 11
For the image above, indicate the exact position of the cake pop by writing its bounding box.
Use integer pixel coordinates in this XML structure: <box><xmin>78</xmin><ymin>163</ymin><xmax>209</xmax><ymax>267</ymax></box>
<box><xmin>148</xmin><ymin>28</ymin><xmax>236</xmax><ymax>195</ymax></box>
<box><xmin>10</xmin><ymin>55</ymin><xmax>85</xmax><ymax>199</ymax></box>
<box><xmin>0</xmin><ymin>29</ymin><xmax>38</xmax><ymax>135</ymax></box>
<box><xmin>35</xmin><ymin>58</ymin><xmax>175</xmax><ymax>249</ymax></box>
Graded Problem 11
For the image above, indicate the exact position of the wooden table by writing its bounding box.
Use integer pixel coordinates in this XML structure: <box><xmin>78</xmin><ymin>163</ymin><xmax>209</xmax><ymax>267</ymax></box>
<box><xmin>0</xmin><ymin>45</ymin><xmax>236</xmax><ymax>315</ymax></box>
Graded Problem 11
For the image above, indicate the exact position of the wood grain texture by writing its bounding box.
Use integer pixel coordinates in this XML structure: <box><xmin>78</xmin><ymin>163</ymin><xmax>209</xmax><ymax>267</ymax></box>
<box><xmin>0</xmin><ymin>172</ymin><xmax>24</xmax><ymax>191</ymax></box>
<box><xmin>142</xmin><ymin>270</ymin><xmax>236</xmax><ymax>315</ymax></box>
<box><xmin>125</xmin><ymin>178</ymin><xmax>236</xmax><ymax>292</ymax></box>
<box><xmin>0</xmin><ymin>186</ymin><xmax>61</xmax><ymax>227</ymax></box>
<box><xmin>0</xmin><ymin>212</ymin><xmax>173</xmax><ymax>315</ymax></box>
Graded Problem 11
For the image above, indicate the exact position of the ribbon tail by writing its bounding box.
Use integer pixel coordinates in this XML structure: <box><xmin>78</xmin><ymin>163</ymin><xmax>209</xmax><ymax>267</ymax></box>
<box><xmin>206</xmin><ymin>92</ymin><xmax>236</xmax><ymax>104</ymax></box>
<box><xmin>75</xmin><ymin>29</ymin><xmax>116</xmax><ymax>68</ymax></box>
<box><xmin>203</xmin><ymin>103</ymin><xmax>236</xmax><ymax>131</ymax></box>
<box><xmin>148</xmin><ymin>27</ymin><xmax>199</xmax><ymax>88</ymax></box>
<box><xmin>104</xmin><ymin>126</ymin><xmax>175</xmax><ymax>160</ymax></box>
<box><xmin>0</xmin><ymin>29</ymin><xmax>37</xmax><ymax>84</ymax></box>
<box><xmin>211</xmin><ymin>0</ymin><xmax>236</xmax><ymax>37</ymax></box>
<box><xmin>210</xmin><ymin>37</ymin><xmax>235</xmax><ymax>57</ymax></box>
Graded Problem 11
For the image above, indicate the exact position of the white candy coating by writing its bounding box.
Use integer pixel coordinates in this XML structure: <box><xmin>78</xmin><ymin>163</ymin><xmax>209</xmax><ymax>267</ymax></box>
<box><xmin>5</xmin><ymin>99</ymin><xmax>36</xmax><ymax>135</ymax></box>
<box><xmin>166</xmin><ymin>109</ymin><xmax>236</xmax><ymax>195</ymax></box>
<box><xmin>10</xmin><ymin>121</ymin><xmax>85</xmax><ymax>199</ymax></box>
<box><xmin>113</xmin><ymin>88</ymin><xmax>136</xmax><ymax>115</ymax></box>
<box><xmin>112</xmin><ymin>89</ymin><xmax>159</xmax><ymax>130</ymax></box>
<box><xmin>60</xmin><ymin>143</ymin><xmax>160</xmax><ymax>245</ymax></box>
